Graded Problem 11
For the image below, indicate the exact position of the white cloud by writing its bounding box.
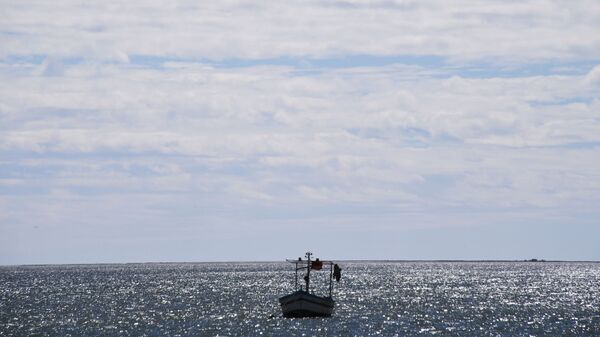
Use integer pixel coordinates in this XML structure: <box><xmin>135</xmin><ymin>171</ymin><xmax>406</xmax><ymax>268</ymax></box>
<box><xmin>2</xmin><ymin>0</ymin><xmax>600</xmax><ymax>62</ymax></box>
<box><xmin>1</xmin><ymin>0</ymin><xmax>600</xmax><ymax>262</ymax></box>
<box><xmin>584</xmin><ymin>64</ymin><xmax>600</xmax><ymax>86</ymax></box>
<box><xmin>1</xmin><ymin>62</ymin><xmax>599</xmax><ymax>208</ymax></box>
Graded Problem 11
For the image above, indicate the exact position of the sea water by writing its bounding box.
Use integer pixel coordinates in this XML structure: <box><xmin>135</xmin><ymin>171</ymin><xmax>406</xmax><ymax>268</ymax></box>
<box><xmin>1</xmin><ymin>262</ymin><xmax>599</xmax><ymax>336</ymax></box>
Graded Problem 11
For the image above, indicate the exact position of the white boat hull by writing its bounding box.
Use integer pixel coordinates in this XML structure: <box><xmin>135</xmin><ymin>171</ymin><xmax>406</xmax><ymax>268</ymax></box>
<box><xmin>279</xmin><ymin>290</ymin><xmax>335</xmax><ymax>318</ymax></box>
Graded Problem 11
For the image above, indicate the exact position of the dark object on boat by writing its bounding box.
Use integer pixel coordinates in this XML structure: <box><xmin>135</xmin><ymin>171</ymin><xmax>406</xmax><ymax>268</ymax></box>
<box><xmin>279</xmin><ymin>252</ymin><xmax>341</xmax><ymax>318</ymax></box>
<box><xmin>333</xmin><ymin>264</ymin><xmax>342</xmax><ymax>282</ymax></box>
<box><xmin>311</xmin><ymin>258</ymin><xmax>323</xmax><ymax>270</ymax></box>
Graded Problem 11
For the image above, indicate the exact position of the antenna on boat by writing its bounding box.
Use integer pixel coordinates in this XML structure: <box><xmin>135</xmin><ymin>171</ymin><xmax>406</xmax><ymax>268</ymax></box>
<box><xmin>305</xmin><ymin>251</ymin><xmax>312</xmax><ymax>292</ymax></box>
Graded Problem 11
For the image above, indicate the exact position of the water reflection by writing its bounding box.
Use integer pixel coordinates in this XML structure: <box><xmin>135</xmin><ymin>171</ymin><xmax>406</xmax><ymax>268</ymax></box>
<box><xmin>1</xmin><ymin>262</ymin><xmax>599</xmax><ymax>336</ymax></box>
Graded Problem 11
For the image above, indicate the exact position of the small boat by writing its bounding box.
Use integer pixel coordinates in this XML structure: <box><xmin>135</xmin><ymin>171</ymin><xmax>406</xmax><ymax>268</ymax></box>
<box><xmin>279</xmin><ymin>252</ymin><xmax>342</xmax><ymax>318</ymax></box>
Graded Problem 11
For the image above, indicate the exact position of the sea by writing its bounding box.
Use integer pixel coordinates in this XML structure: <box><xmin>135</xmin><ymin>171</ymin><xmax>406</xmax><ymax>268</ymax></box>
<box><xmin>1</xmin><ymin>261</ymin><xmax>599</xmax><ymax>336</ymax></box>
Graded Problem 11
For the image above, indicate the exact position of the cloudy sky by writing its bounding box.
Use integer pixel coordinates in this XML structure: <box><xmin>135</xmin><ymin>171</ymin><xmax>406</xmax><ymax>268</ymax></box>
<box><xmin>1</xmin><ymin>0</ymin><xmax>600</xmax><ymax>264</ymax></box>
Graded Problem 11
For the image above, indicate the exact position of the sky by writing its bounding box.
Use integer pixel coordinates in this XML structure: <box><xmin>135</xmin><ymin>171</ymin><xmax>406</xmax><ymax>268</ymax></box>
<box><xmin>1</xmin><ymin>0</ymin><xmax>600</xmax><ymax>264</ymax></box>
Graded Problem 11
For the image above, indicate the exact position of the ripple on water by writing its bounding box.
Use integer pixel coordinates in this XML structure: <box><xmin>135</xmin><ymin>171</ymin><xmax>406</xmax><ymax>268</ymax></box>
<box><xmin>1</xmin><ymin>262</ymin><xmax>599</xmax><ymax>336</ymax></box>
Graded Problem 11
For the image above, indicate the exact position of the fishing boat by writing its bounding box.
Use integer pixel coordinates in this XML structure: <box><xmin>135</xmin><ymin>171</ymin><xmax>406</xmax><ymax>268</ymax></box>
<box><xmin>278</xmin><ymin>251</ymin><xmax>342</xmax><ymax>318</ymax></box>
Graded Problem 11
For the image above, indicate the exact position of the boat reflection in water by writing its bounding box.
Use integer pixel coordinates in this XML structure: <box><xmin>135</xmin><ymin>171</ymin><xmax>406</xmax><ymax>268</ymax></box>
<box><xmin>279</xmin><ymin>252</ymin><xmax>342</xmax><ymax>318</ymax></box>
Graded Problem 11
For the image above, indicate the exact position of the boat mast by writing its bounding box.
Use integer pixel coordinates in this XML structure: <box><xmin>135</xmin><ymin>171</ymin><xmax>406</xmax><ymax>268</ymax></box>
<box><xmin>329</xmin><ymin>262</ymin><xmax>333</xmax><ymax>297</ymax></box>
<box><xmin>305</xmin><ymin>251</ymin><xmax>312</xmax><ymax>292</ymax></box>
<box><xmin>295</xmin><ymin>258</ymin><xmax>299</xmax><ymax>290</ymax></box>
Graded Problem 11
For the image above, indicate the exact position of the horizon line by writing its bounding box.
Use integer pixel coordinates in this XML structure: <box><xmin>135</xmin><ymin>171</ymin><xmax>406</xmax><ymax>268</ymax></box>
<box><xmin>2</xmin><ymin>258</ymin><xmax>600</xmax><ymax>267</ymax></box>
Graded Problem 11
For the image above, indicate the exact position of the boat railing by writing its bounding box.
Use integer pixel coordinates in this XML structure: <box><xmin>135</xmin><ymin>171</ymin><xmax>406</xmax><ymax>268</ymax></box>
<box><xmin>285</xmin><ymin>257</ymin><xmax>337</xmax><ymax>297</ymax></box>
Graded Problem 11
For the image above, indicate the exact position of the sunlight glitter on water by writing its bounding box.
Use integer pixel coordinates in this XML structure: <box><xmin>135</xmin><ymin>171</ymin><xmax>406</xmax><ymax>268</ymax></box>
<box><xmin>1</xmin><ymin>262</ymin><xmax>599</xmax><ymax>336</ymax></box>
